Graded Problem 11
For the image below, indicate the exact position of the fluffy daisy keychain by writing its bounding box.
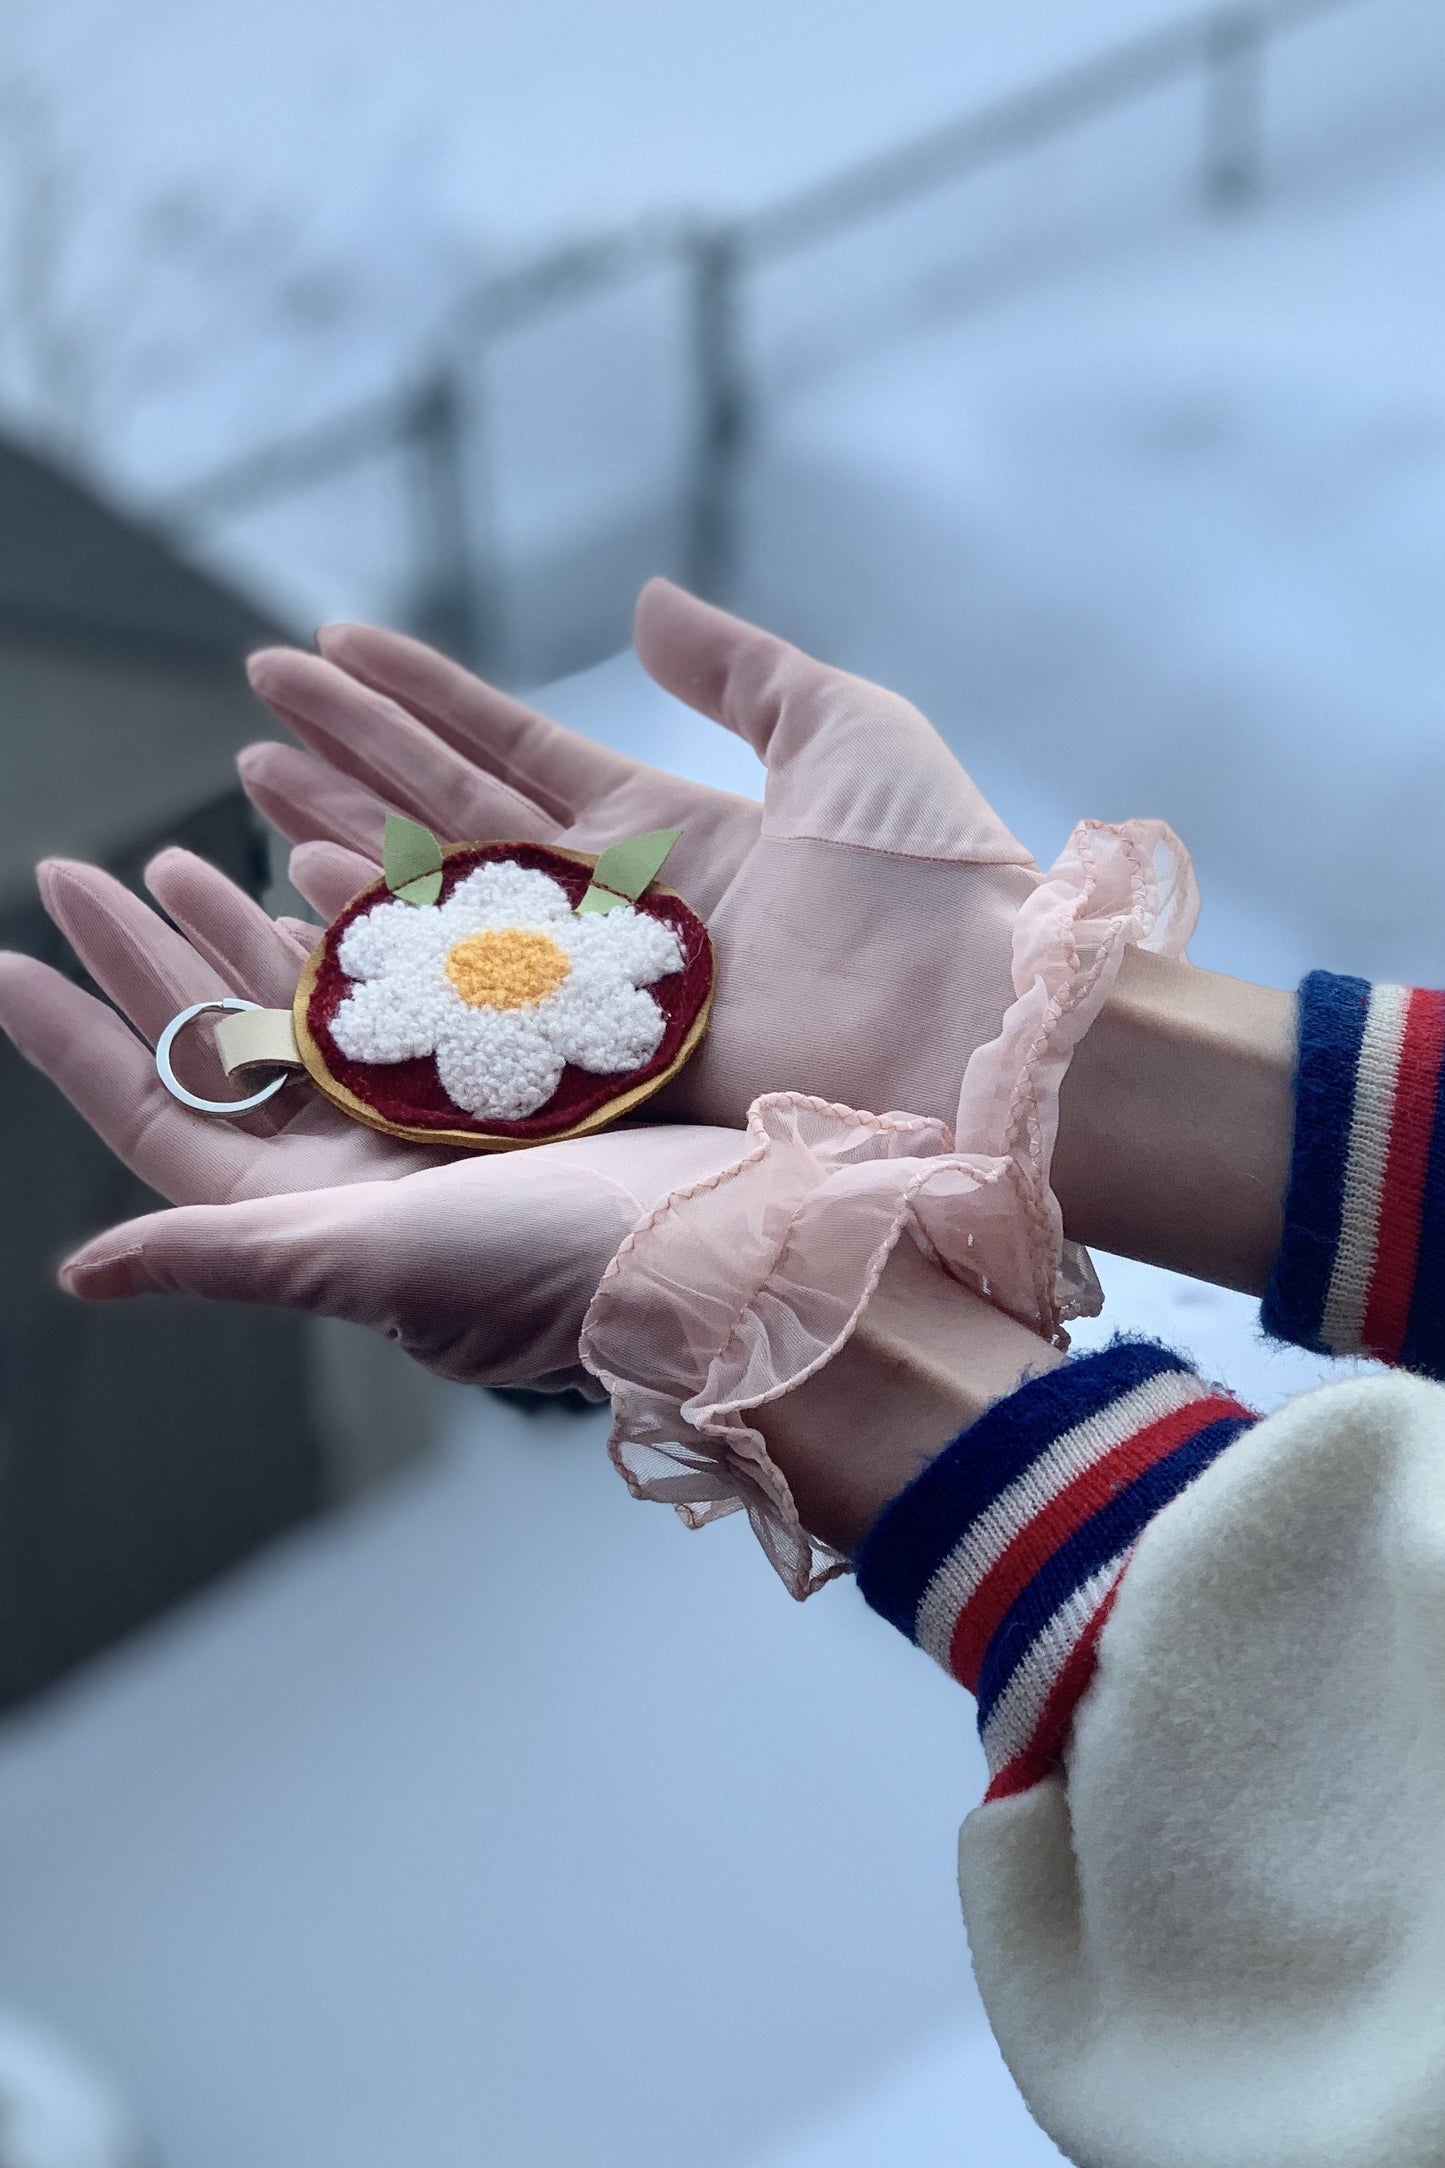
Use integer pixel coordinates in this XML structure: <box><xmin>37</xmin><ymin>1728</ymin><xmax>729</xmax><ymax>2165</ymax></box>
<box><xmin>155</xmin><ymin>818</ymin><xmax>714</xmax><ymax>1148</ymax></box>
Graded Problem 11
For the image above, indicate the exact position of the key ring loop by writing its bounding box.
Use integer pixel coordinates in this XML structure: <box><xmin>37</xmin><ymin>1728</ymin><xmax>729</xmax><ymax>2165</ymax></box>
<box><xmin>155</xmin><ymin>999</ymin><xmax>290</xmax><ymax>1115</ymax></box>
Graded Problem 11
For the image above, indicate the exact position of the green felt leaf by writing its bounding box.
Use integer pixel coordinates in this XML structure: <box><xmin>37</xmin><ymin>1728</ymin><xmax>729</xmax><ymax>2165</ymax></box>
<box><xmin>393</xmin><ymin>869</ymin><xmax>443</xmax><ymax>907</ymax></box>
<box><xmin>576</xmin><ymin>827</ymin><xmax>680</xmax><ymax>915</ymax></box>
<box><xmin>575</xmin><ymin>883</ymin><xmax>624</xmax><ymax>915</ymax></box>
<box><xmin>384</xmin><ymin>814</ymin><xmax>444</xmax><ymax>905</ymax></box>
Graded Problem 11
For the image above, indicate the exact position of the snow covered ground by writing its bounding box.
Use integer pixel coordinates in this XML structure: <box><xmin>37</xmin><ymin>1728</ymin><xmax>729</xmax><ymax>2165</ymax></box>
<box><xmin>2</xmin><ymin>0</ymin><xmax>1212</xmax><ymax>507</ymax></box>
<box><xmin>18</xmin><ymin>0</ymin><xmax>1212</xmax><ymax>250</ymax></box>
<box><xmin>747</xmin><ymin>116</ymin><xmax>1445</xmax><ymax>995</ymax></box>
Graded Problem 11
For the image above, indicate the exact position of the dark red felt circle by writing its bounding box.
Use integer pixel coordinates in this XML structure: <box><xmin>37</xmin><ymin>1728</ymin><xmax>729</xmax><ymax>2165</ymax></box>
<box><xmin>303</xmin><ymin>842</ymin><xmax>713</xmax><ymax>1143</ymax></box>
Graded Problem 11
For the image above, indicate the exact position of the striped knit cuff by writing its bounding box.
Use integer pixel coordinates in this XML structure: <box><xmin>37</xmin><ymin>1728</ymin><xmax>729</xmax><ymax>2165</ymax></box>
<box><xmin>1262</xmin><ymin>971</ymin><xmax>1445</xmax><ymax>1373</ymax></box>
<box><xmin>854</xmin><ymin>1341</ymin><xmax>1256</xmax><ymax>1801</ymax></box>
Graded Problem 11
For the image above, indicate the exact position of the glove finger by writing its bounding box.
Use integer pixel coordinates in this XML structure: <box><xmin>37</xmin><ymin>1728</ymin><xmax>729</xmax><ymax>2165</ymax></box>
<box><xmin>633</xmin><ymin>577</ymin><xmax>802</xmax><ymax>759</ymax></box>
<box><xmin>239</xmin><ymin>740</ymin><xmax>391</xmax><ymax>855</ymax></box>
<box><xmin>277</xmin><ymin>914</ymin><xmax>324</xmax><ymax>949</ymax></box>
<box><xmin>59</xmin><ymin>1184</ymin><xmax>373</xmax><ymax>1308</ymax></box>
<box><xmin>248</xmin><ymin>647</ymin><xmax>561</xmax><ymax>846</ymax></box>
<box><xmin>144</xmin><ymin>847</ymin><xmax>309</xmax><ymax>1007</ymax></box>
<box><xmin>38</xmin><ymin>858</ymin><xmax>235</xmax><ymax>1044</ymax></box>
<box><xmin>314</xmin><ymin>620</ymin><xmax>631</xmax><ymax>823</ymax></box>
<box><xmin>634</xmin><ymin>578</ymin><xmax>1035</xmax><ymax>865</ymax></box>
<box><xmin>288</xmin><ymin>840</ymin><xmax>377</xmax><ymax>921</ymax></box>
<box><xmin>33</xmin><ymin>862</ymin><xmax>315</xmax><ymax>1141</ymax></box>
<box><xmin>0</xmin><ymin>953</ymin><xmax>259</xmax><ymax>1202</ymax></box>
<box><xmin>58</xmin><ymin>1180</ymin><xmax>509</xmax><ymax>1389</ymax></box>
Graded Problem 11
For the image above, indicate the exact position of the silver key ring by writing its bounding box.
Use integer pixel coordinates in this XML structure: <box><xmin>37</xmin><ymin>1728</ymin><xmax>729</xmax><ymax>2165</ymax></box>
<box><xmin>155</xmin><ymin>999</ymin><xmax>290</xmax><ymax>1116</ymax></box>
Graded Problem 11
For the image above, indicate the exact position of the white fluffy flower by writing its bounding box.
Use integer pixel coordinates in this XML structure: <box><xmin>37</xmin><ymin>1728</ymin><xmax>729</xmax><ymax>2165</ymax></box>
<box><xmin>329</xmin><ymin>860</ymin><xmax>685</xmax><ymax>1121</ymax></box>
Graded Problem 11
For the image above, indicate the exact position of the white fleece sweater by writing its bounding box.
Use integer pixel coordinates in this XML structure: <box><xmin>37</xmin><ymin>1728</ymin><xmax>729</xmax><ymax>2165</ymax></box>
<box><xmin>962</xmin><ymin>1367</ymin><xmax>1445</xmax><ymax>2168</ymax></box>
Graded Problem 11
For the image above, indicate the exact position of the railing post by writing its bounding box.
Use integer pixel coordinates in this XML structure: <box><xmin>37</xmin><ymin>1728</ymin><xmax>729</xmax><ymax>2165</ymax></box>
<box><xmin>686</xmin><ymin>226</ymin><xmax>748</xmax><ymax>601</ymax></box>
<box><xmin>1202</xmin><ymin>7</ymin><xmax>1265</xmax><ymax>212</ymax></box>
<box><xmin>405</xmin><ymin>365</ymin><xmax>494</xmax><ymax>669</ymax></box>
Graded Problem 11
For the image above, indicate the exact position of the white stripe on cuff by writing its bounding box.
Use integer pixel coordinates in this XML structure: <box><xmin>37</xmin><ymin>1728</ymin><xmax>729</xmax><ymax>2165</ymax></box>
<box><xmin>913</xmin><ymin>1367</ymin><xmax>1205</xmax><ymax>1673</ymax></box>
<box><xmin>1321</xmin><ymin>982</ymin><xmax>1411</xmax><ymax>1354</ymax></box>
<box><xmin>978</xmin><ymin>1558</ymin><xmax>1128</xmax><ymax>1779</ymax></box>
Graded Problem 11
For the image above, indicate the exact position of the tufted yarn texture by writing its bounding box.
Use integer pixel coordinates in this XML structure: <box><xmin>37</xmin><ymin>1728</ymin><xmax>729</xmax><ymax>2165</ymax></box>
<box><xmin>306</xmin><ymin>841</ymin><xmax>712</xmax><ymax>1139</ymax></box>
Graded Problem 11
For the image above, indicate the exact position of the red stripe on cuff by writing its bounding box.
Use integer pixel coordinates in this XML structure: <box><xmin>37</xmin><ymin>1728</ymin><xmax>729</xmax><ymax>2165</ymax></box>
<box><xmin>982</xmin><ymin>1574</ymin><xmax>1126</xmax><ymax>1802</ymax></box>
<box><xmin>946</xmin><ymin>1394</ymin><xmax>1245</xmax><ymax>1692</ymax></box>
<box><xmin>1363</xmin><ymin>986</ymin><xmax>1445</xmax><ymax>1361</ymax></box>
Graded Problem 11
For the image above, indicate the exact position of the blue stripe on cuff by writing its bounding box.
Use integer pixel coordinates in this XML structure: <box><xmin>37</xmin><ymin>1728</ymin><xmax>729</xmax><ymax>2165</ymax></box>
<box><xmin>853</xmin><ymin>1339</ymin><xmax>1195</xmax><ymax>1642</ymax></box>
<box><xmin>1262</xmin><ymin>970</ymin><xmax>1370</xmax><ymax>1354</ymax></box>
<box><xmin>972</xmin><ymin>1413</ymin><xmax>1254</xmax><ymax>1728</ymax></box>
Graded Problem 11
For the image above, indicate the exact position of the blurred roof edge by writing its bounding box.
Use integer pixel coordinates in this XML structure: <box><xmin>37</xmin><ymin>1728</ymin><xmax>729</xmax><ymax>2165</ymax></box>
<box><xmin>0</xmin><ymin>429</ymin><xmax>291</xmax><ymax>667</ymax></box>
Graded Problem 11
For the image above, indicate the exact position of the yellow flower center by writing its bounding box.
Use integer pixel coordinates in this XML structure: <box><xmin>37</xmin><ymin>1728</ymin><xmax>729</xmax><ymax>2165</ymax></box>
<box><xmin>444</xmin><ymin>928</ymin><xmax>571</xmax><ymax>1010</ymax></box>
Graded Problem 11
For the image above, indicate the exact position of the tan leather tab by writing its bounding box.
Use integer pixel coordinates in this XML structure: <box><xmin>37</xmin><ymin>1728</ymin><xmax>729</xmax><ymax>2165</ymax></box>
<box><xmin>213</xmin><ymin>1006</ymin><xmax>302</xmax><ymax>1081</ymax></box>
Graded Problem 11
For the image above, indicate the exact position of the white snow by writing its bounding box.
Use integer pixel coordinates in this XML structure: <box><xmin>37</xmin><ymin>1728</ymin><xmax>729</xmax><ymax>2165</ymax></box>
<box><xmin>0</xmin><ymin>1382</ymin><xmax>1028</xmax><ymax>2168</ymax></box>
<box><xmin>0</xmin><ymin>0</ymin><xmax>1214</xmax><ymax>507</ymax></box>
<box><xmin>13</xmin><ymin>0</ymin><xmax>1213</xmax><ymax>256</ymax></box>
<box><xmin>746</xmin><ymin>104</ymin><xmax>1445</xmax><ymax>990</ymax></box>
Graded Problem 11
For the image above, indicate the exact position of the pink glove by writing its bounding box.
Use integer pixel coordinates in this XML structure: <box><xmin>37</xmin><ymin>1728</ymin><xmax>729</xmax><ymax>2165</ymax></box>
<box><xmin>242</xmin><ymin>582</ymin><xmax>1195</xmax><ymax>1334</ymax></box>
<box><xmin>0</xmin><ymin>853</ymin><xmax>745</xmax><ymax>1397</ymax></box>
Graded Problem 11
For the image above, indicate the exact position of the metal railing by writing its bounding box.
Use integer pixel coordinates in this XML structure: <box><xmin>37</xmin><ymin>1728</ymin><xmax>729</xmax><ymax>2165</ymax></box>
<box><xmin>163</xmin><ymin>0</ymin><xmax>1379</xmax><ymax>665</ymax></box>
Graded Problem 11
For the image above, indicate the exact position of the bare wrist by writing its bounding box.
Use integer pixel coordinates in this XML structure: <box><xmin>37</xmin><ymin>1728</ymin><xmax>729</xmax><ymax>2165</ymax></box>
<box><xmin>758</xmin><ymin>1238</ymin><xmax>1061</xmax><ymax>1556</ymax></box>
<box><xmin>1053</xmin><ymin>947</ymin><xmax>1295</xmax><ymax>1294</ymax></box>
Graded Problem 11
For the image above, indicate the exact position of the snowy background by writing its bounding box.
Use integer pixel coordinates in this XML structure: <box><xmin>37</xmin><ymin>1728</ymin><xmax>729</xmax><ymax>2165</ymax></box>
<box><xmin>0</xmin><ymin>0</ymin><xmax>1443</xmax><ymax>2161</ymax></box>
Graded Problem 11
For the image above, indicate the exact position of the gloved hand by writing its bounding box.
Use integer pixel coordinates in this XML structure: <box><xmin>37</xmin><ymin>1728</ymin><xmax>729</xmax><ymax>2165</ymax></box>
<box><xmin>241</xmin><ymin>580</ymin><xmax>1048</xmax><ymax>1136</ymax></box>
<box><xmin>0</xmin><ymin>848</ymin><xmax>1184</xmax><ymax>1598</ymax></box>
<box><xmin>0</xmin><ymin>852</ymin><xmax>748</xmax><ymax>1394</ymax></box>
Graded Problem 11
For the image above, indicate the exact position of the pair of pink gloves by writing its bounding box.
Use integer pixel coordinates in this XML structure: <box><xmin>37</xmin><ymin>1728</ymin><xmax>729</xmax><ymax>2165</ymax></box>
<box><xmin>0</xmin><ymin>584</ymin><xmax>1192</xmax><ymax>1593</ymax></box>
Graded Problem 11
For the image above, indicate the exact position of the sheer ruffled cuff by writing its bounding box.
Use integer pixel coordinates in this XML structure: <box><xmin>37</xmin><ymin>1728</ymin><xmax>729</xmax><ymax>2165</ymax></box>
<box><xmin>956</xmin><ymin>817</ymin><xmax>1197</xmax><ymax>1332</ymax></box>
<box><xmin>579</xmin><ymin>1094</ymin><xmax>1035</xmax><ymax>1597</ymax></box>
<box><xmin>581</xmin><ymin>818</ymin><xmax>1197</xmax><ymax>1599</ymax></box>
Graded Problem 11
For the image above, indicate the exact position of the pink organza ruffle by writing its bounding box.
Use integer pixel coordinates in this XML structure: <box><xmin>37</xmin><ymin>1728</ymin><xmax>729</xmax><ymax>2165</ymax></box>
<box><xmin>580</xmin><ymin>818</ymin><xmax>1196</xmax><ymax>1598</ymax></box>
<box><xmin>955</xmin><ymin>815</ymin><xmax>1198</xmax><ymax>1331</ymax></box>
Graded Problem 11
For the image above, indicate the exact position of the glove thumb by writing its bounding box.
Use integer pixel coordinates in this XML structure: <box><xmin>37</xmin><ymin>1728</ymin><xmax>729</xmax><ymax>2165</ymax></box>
<box><xmin>634</xmin><ymin>578</ymin><xmax>1034</xmax><ymax>867</ymax></box>
<box><xmin>59</xmin><ymin>1186</ymin><xmax>376</xmax><ymax>1320</ymax></box>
